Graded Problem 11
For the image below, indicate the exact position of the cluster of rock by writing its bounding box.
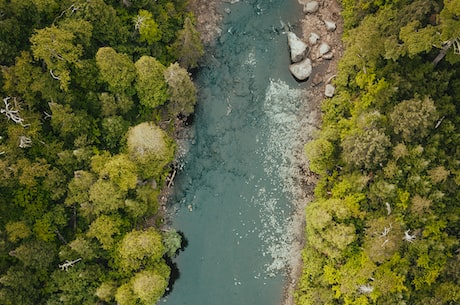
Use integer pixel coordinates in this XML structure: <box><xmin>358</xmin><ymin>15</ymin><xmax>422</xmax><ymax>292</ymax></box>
<box><xmin>287</xmin><ymin>0</ymin><xmax>336</xmax><ymax>96</ymax></box>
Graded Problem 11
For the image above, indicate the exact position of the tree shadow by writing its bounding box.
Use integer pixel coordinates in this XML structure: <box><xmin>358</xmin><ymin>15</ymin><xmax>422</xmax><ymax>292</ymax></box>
<box><xmin>164</xmin><ymin>231</ymin><xmax>188</xmax><ymax>296</ymax></box>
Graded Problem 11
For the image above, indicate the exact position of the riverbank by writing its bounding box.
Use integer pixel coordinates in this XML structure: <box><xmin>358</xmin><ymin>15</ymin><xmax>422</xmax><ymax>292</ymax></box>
<box><xmin>282</xmin><ymin>1</ymin><xmax>343</xmax><ymax>305</ymax></box>
<box><xmin>186</xmin><ymin>1</ymin><xmax>344</xmax><ymax>305</ymax></box>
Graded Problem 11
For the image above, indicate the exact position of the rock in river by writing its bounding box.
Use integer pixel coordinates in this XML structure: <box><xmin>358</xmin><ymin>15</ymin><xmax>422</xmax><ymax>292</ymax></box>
<box><xmin>287</xmin><ymin>32</ymin><xmax>309</xmax><ymax>63</ymax></box>
<box><xmin>289</xmin><ymin>58</ymin><xmax>312</xmax><ymax>81</ymax></box>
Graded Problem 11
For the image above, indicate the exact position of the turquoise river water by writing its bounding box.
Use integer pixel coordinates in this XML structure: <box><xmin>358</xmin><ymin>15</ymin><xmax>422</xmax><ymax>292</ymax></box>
<box><xmin>163</xmin><ymin>0</ymin><xmax>308</xmax><ymax>304</ymax></box>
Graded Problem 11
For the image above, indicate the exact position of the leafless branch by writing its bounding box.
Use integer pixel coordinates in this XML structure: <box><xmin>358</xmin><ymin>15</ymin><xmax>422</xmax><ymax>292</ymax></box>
<box><xmin>50</xmin><ymin>69</ymin><xmax>61</xmax><ymax>80</ymax></box>
<box><xmin>1</xmin><ymin>97</ymin><xmax>28</xmax><ymax>126</ymax></box>
<box><xmin>403</xmin><ymin>230</ymin><xmax>416</xmax><ymax>243</ymax></box>
<box><xmin>58</xmin><ymin>258</ymin><xmax>82</xmax><ymax>271</ymax></box>
<box><xmin>19</xmin><ymin>136</ymin><xmax>32</xmax><ymax>148</ymax></box>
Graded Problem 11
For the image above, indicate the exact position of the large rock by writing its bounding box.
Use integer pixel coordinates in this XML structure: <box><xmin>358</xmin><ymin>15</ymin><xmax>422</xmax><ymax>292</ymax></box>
<box><xmin>287</xmin><ymin>32</ymin><xmax>309</xmax><ymax>63</ymax></box>
<box><xmin>318</xmin><ymin>42</ymin><xmax>331</xmax><ymax>57</ymax></box>
<box><xmin>289</xmin><ymin>58</ymin><xmax>312</xmax><ymax>81</ymax></box>
<box><xmin>304</xmin><ymin>1</ymin><xmax>319</xmax><ymax>13</ymax></box>
<box><xmin>324</xmin><ymin>20</ymin><xmax>337</xmax><ymax>32</ymax></box>
<box><xmin>308</xmin><ymin>32</ymin><xmax>320</xmax><ymax>45</ymax></box>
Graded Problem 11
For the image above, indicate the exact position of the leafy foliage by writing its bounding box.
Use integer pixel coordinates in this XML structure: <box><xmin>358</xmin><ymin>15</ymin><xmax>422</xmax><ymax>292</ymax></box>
<box><xmin>297</xmin><ymin>1</ymin><xmax>460</xmax><ymax>304</ymax></box>
<box><xmin>0</xmin><ymin>0</ymin><xmax>203</xmax><ymax>303</ymax></box>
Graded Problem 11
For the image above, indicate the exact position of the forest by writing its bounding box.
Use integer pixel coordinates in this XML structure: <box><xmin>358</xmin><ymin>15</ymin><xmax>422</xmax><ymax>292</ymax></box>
<box><xmin>0</xmin><ymin>0</ymin><xmax>203</xmax><ymax>304</ymax></box>
<box><xmin>295</xmin><ymin>0</ymin><xmax>459</xmax><ymax>304</ymax></box>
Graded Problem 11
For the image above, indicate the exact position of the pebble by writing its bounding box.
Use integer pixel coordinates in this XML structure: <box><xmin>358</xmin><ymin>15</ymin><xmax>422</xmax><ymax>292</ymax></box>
<box><xmin>325</xmin><ymin>84</ymin><xmax>335</xmax><ymax>97</ymax></box>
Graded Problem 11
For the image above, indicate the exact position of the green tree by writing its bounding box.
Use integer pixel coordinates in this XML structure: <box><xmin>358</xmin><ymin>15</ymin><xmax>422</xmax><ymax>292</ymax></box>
<box><xmin>30</xmin><ymin>25</ymin><xmax>83</xmax><ymax>90</ymax></box>
<box><xmin>48</xmin><ymin>102</ymin><xmax>91</xmax><ymax>140</ymax></box>
<box><xmin>116</xmin><ymin>228</ymin><xmax>165</xmax><ymax>272</ymax></box>
<box><xmin>134</xmin><ymin>56</ymin><xmax>168</xmax><ymax>108</ymax></box>
<box><xmin>389</xmin><ymin>96</ymin><xmax>438</xmax><ymax>142</ymax></box>
<box><xmin>342</xmin><ymin>127</ymin><xmax>391</xmax><ymax>170</ymax></box>
<box><xmin>115</xmin><ymin>282</ymin><xmax>137</xmax><ymax>305</ymax></box>
<box><xmin>305</xmin><ymin>138</ymin><xmax>335</xmax><ymax>174</ymax></box>
<box><xmin>169</xmin><ymin>17</ymin><xmax>204</xmax><ymax>69</ymax></box>
<box><xmin>9</xmin><ymin>239</ymin><xmax>56</xmax><ymax>270</ymax></box>
<box><xmin>131</xmin><ymin>269</ymin><xmax>168</xmax><ymax>304</ymax></box>
<box><xmin>133</xmin><ymin>10</ymin><xmax>162</xmax><ymax>44</ymax></box>
<box><xmin>5</xmin><ymin>221</ymin><xmax>31</xmax><ymax>243</ymax></box>
<box><xmin>126</xmin><ymin>122</ymin><xmax>175</xmax><ymax>179</ymax></box>
<box><xmin>99</xmin><ymin>154</ymin><xmax>138</xmax><ymax>192</ymax></box>
<box><xmin>164</xmin><ymin>62</ymin><xmax>197</xmax><ymax>116</ymax></box>
<box><xmin>87</xmin><ymin>179</ymin><xmax>125</xmax><ymax>217</ymax></box>
<box><xmin>95</xmin><ymin>47</ymin><xmax>136</xmax><ymax>95</ymax></box>
<box><xmin>87</xmin><ymin>214</ymin><xmax>124</xmax><ymax>250</ymax></box>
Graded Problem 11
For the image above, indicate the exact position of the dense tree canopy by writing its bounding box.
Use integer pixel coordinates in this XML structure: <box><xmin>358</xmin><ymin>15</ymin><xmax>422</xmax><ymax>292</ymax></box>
<box><xmin>296</xmin><ymin>1</ymin><xmax>460</xmax><ymax>304</ymax></box>
<box><xmin>0</xmin><ymin>0</ymin><xmax>202</xmax><ymax>303</ymax></box>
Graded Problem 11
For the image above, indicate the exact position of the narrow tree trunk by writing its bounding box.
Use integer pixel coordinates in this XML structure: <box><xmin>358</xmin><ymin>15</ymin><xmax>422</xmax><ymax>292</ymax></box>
<box><xmin>433</xmin><ymin>41</ymin><xmax>453</xmax><ymax>67</ymax></box>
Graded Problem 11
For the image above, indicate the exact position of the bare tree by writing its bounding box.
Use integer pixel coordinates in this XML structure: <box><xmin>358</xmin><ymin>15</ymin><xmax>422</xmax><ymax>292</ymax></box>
<box><xmin>1</xmin><ymin>97</ymin><xmax>27</xmax><ymax>126</ymax></box>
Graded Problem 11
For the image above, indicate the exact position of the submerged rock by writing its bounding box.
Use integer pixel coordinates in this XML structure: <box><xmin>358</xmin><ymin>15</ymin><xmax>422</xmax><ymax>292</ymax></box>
<box><xmin>324</xmin><ymin>20</ymin><xmax>337</xmax><ymax>32</ymax></box>
<box><xmin>287</xmin><ymin>32</ymin><xmax>309</xmax><ymax>63</ymax></box>
<box><xmin>325</xmin><ymin>84</ymin><xmax>335</xmax><ymax>97</ymax></box>
<box><xmin>304</xmin><ymin>1</ymin><xmax>319</xmax><ymax>13</ymax></box>
<box><xmin>289</xmin><ymin>58</ymin><xmax>312</xmax><ymax>81</ymax></box>
<box><xmin>308</xmin><ymin>32</ymin><xmax>320</xmax><ymax>45</ymax></box>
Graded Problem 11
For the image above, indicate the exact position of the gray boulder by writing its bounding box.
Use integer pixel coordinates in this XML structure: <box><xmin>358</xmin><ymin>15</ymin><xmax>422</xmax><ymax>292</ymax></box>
<box><xmin>287</xmin><ymin>32</ymin><xmax>309</xmax><ymax>63</ymax></box>
<box><xmin>289</xmin><ymin>58</ymin><xmax>312</xmax><ymax>81</ymax></box>
<box><xmin>318</xmin><ymin>42</ymin><xmax>331</xmax><ymax>57</ymax></box>
<box><xmin>308</xmin><ymin>32</ymin><xmax>320</xmax><ymax>45</ymax></box>
<box><xmin>324</xmin><ymin>20</ymin><xmax>337</xmax><ymax>32</ymax></box>
<box><xmin>325</xmin><ymin>84</ymin><xmax>335</xmax><ymax>97</ymax></box>
<box><xmin>304</xmin><ymin>1</ymin><xmax>319</xmax><ymax>13</ymax></box>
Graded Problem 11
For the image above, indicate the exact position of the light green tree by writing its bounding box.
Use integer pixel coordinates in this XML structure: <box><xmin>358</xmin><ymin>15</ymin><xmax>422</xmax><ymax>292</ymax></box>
<box><xmin>134</xmin><ymin>56</ymin><xmax>168</xmax><ymax>108</ymax></box>
<box><xmin>389</xmin><ymin>96</ymin><xmax>438</xmax><ymax>141</ymax></box>
<box><xmin>126</xmin><ymin>122</ymin><xmax>175</xmax><ymax>179</ymax></box>
<box><xmin>100</xmin><ymin>154</ymin><xmax>138</xmax><ymax>192</ymax></box>
<box><xmin>5</xmin><ymin>221</ymin><xmax>31</xmax><ymax>243</ymax></box>
<box><xmin>164</xmin><ymin>62</ymin><xmax>197</xmax><ymax>116</ymax></box>
<box><xmin>342</xmin><ymin>127</ymin><xmax>391</xmax><ymax>170</ymax></box>
<box><xmin>116</xmin><ymin>228</ymin><xmax>165</xmax><ymax>272</ymax></box>
<box><xmin>305</xmin><ymin>138</ymin><xmax>335</xmax><ymax>174</ymax></box>
<box><xmin>30</xmin><ymin>25</ymin><xmax>83</xmax><ymax>90</ymax></box>
<box><xmin>132</xmin><ymin>269</ymin><xmax>168</xmax><ymax>304</ymax></box>
<box><xmin>87</xmin><ymin>214</ymin><xmax>124</xmax><ymax>250</ymax></box>
<box><xmin>133</xmin><ymin>10</ymin><xmax>162</xmax><ymax>44</ymax></box>
<box><xmin>87</xmin><ymin>179</ymin><xmax>125</xmax><ymax>216</ymax></box>
<box><xmin>96</xmin><ymin>47</ymin><xmax>136</xmax><ymax>95</ymax></box>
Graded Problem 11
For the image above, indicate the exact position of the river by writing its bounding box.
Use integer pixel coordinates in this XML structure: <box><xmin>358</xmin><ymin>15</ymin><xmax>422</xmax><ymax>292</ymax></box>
<box><xmin>163</xmin><ymin>0</ymin><xmax>307</xmax><ymax>304</ymax></box>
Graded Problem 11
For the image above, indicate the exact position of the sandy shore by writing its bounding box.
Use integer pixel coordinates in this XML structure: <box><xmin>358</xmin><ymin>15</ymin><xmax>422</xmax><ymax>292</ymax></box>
<box><xmin>187</xmin><ymin>1</ymin><xmax>344</xmax><ymax>304</ymax></box>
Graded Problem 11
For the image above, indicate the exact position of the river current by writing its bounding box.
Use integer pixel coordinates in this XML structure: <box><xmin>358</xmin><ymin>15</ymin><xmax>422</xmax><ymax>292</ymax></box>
<box><xmin>164</xmin><ymin>0</ymin><xmax>307</xmax><ymax>304</ymax></box>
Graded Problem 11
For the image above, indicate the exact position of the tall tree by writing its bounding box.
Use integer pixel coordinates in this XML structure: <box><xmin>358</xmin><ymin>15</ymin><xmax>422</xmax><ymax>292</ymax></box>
<box><xmin>164</xmin><ymin>62</ymin><xmax>197</xmax><ymax>116</ymax></box>
<box><xmin>30</xmin><ymin>25</ymin><xmax>83</xmax><ymax>90</ymax></box>
<box><xmin>169</xmin><ymin>17</ymin><xmax>204</xmax><ymax>69</ymax></box>
<box><xmin>134</xmin><ymin>56</ymin><xmax>168</xmax><ymax>109</ymax></box>
<box><xmin>95</xmin><ymin>47</ymin><xmax>136</xmax><ymax>95</ymax></box>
